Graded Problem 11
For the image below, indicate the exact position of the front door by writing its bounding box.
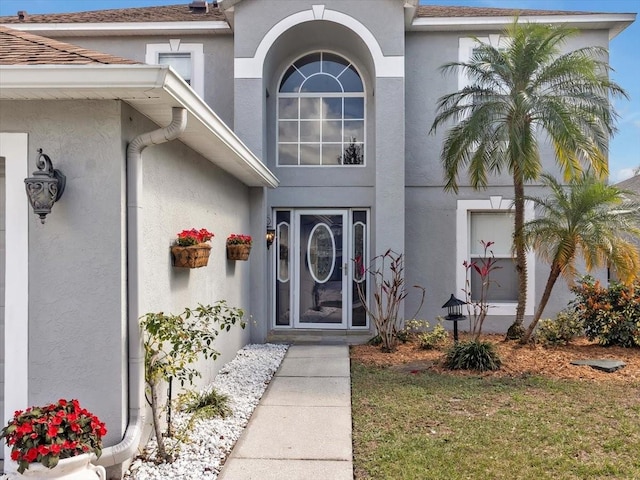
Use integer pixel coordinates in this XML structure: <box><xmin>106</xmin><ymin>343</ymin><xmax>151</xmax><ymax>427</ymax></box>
<box><xmin>274</xmin><ymin>209</ymin><xmax>368</xmax><ymax>329</ymax></box>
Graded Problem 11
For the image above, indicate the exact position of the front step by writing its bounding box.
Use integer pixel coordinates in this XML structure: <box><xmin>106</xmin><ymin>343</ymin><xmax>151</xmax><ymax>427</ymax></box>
<box><xmin>267</xmin><ymin>329</ymin><xmax>373</xmax><ymax>345</ymax></box>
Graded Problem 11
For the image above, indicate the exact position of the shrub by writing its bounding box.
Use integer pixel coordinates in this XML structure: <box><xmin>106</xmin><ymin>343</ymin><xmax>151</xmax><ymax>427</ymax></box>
<box><xmin>418</xmin><ymin>323</ymin><xmax>449</xmax><ymax>350</ymax></box>
<box><xmin>536</xmin><ymin>310</ymin><xmax>583</xmax><ymax>346</ymax></box>
<box><xmin>445</xmin><ymin>340</ymin><xmax>501</xmax><ymax>372</ymax></box>
<box><xmin>571</xmin><ymin>277</ymin><xmax>640</xmax><ymax>347</ymax></box>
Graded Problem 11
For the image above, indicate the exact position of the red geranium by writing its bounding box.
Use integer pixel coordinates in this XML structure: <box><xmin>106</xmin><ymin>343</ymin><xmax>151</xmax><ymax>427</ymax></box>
<box><xmin>175</xmin><ymin>228</ymin><xmax>215</xmax><ymax>246</ymax></box>
<box><xmin>226</xmin><ymin>234</ymin><xmax>252</xmax><ymax>246</ymax></box>
<box><xmin>0</xmin><ymin>399</ymin><xmax>107</xmax><ymax>474</ymax></box>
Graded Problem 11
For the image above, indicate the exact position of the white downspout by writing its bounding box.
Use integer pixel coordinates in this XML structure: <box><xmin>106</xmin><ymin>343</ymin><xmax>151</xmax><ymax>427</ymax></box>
<box><xmin>97</xmin><ymin>107</ymin><xmax>187</xmax><ymax>469</ymax></box>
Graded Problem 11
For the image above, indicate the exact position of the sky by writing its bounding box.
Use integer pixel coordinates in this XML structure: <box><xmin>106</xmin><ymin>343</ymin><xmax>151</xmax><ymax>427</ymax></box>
<box><xmin>0</xmin><ymin>0</ymin><xmax>638</xmax><ymax>182</ymax></box>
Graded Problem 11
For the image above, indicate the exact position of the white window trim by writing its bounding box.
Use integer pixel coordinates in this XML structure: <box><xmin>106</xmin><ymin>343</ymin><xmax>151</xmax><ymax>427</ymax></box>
<box><xmin>456</xmin><ymin>197</ymin><xmax>535</xmax><ymax>316</ymax></box>
<box><xmin>146</xmin><ymin>40</ymin><xmax>204</xmax><ymax>97</ymax></box>
<box><xmin>458</xmin><ymin>35</ymin><xmax>506</xmax><ymax>90</ymax></box>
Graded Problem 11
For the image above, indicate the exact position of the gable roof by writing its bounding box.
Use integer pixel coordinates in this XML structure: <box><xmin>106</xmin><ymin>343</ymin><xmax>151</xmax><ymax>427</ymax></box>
<box><xmin>615</xmin><ymin>174</ymin><xmax>640</xmax><ymax>193</ymax></box>
<box><xmin>0</xmin><ymin>25</ymin><xmax>138</xmax><ymax>65</ymax></box>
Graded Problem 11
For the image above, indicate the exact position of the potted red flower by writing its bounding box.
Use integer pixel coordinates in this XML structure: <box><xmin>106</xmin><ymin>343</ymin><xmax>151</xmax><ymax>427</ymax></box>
<box><xmin>1</xmin><ymin>398</ymin><xmax>107</xmax><ymax>478</ymax></box>
<box><xmin>226</xmin><ymin>234</ymin><xmax>252</xmax><ymax>261</ymax></box>
<box><xmin>171</xmin><ymin>228</ymin><xmax>214</xmax><ymax>268</ymax></box>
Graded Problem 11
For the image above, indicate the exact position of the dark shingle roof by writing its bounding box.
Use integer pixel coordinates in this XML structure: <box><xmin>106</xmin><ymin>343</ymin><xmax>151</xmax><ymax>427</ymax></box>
<box><xmin>416</xmin><ymin>5</ymin><xmax>602</xmax><ymax>17</ymax></box>
<box><xmin>0</xmin><ymin>4</ymin><xmax>225</xmax><ymax>24</ymax></box>
<box><xmin>0</xmin><ymin>25</ymin><xmax>139</xmax><ymax>65</ymax></box>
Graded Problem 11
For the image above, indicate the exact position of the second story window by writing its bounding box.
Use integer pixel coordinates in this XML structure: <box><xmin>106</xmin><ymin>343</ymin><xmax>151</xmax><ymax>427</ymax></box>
<box><xmin>277</xmin><ymin>52</ymin><xmax>365</xmax><ymax>166</ymax></box>
<box><xmin>146</xmin><ymin>41</ymin><xmax>204</xmax><ymax>97</ymax></box>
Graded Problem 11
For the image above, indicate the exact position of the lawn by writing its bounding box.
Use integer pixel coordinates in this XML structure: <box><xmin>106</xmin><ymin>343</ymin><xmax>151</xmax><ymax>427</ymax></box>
<box><xmin>351</xmin><ymin>337</ymin><xmax>640</xmax><ymax>480</ymax></box>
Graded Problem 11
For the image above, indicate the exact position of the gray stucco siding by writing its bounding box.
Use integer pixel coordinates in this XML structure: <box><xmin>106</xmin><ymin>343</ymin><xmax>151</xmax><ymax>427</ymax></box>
<box><xmin>127</xmin><ymin>105</ymin><xmax>253</xmax><ymax>388</ymax></box>
<box><xmin>0</xmin><ymin>99</ymin><xmax>128</xmax><ymax>446</ymax></box>
<box><xmin>55</xmin><ymin>34</ymin><xmax>236</xmax><ymax>127</ymax></box>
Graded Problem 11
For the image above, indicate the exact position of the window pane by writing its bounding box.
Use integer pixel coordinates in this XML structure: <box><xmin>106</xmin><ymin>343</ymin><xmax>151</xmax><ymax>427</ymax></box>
<box><xmin>322</xmin><ymin>144</ymin><xmax>342</xmax><ymax>165</ymax></box>
<box><xmin>344</xmin><ymin>121</ymin><xmax>364</xmax><ymax>142</ymax></box>
<box><xmin>279</xmin><ymin>98</ymin><xmax>298</xmax><ymax>119</ymax></box>
<box><xmin>322</xmin><ymin>121</ymin><xmax>342</xmax><ymax>142</ymax></box>
<box><xmin>300</xmin><ymin>121</ymin><xmax>321</xmax><ymax>142</ymax></box>
<box><xmin>339</xmin><ymin>65</ymin><xmax>363</xmax><ymax>92</ymax></box>
<box><xmin>294</xmin><ymin>52</ymin><xmax>321</xmax><ymax>77</ymax></box>
<box><xmin>299</xmin><ymin>98</ymin><xmax>321</xmax><ymax>119</ymax></box>
<box><xmin>278</xmin><ymin>121</ymin><xmax>298</xmax><ymax>143</ymax></box>
<box><xmin>300</xmin><ymin>144</ymin><xmax>321</xmax><ymax>165</ymax></box>
<box><xmin>280</xmin><ymin>66</ymin><xmax>303</xmax><ymax>93</ymax></box>
<box><xmin>158</xmin><ymin>52</ymin><xmax>192</xmax><ymax>83</ymax></box>
<box><xmin>342</xmin><ymin>142</ymin><xmax>363</xmax><ymax>165</ymax></box>
<box><xmin>278</xmin><ymin>144</ymin><xmax>298</xmax><ymax>165</ymax></box>
<box><xmin>323</xmin><ymin>98</ymin><xmax>342</xmax><ymax>119</ymax></box>
<box><xmin>470</xmin><ymin>258</ymin><xmax>518</xmax><ymax>302</ymax></box>
<box><xmin>322</xmin><ymin>52</ymin><xmax>350</xmax><ymax>77</ymax></box>
<box><xmin>301</xmin><ymin>74</ymin><xmax>342</xmax><ymax>93</ymax></box>
<box><xmin>470</xmin><ymin>212</ymin><xmax>514</xmax><ymax>255</ymax></box>
<box><xmin>344</xmin><ymin>98</ymin><xmax>364</xmax><ymax>119</ymax></box>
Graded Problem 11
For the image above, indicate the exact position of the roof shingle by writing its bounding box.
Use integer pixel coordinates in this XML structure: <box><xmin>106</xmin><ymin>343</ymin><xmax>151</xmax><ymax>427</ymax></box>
<box><xmin>416</xmin><ymin>5</ymin><xmax>604</xmax><ymax>17</ymax></box>
<box><xmin>0</xmin><ymin>4</ymin><xmax>225</xmax><ymax>24</ymax></box>
<box><xmin>0</xmin><ymin>26</ymin><xmax>139</xmax><ymax>65</ymax></box>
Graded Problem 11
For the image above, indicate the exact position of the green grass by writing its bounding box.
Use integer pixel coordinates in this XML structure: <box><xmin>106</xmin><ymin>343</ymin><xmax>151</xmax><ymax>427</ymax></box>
<box><xmin>351</xmin><ymin>363</ymin><xmax>640</xmax><ymax>479</ymax></box>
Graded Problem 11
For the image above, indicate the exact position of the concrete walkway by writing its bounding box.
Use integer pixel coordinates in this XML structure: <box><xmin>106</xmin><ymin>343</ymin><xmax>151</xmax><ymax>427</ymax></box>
<box><xmin>218</xmin><ymin>345</ymin><xmax>353</xmax><ymax>480</ymax></box>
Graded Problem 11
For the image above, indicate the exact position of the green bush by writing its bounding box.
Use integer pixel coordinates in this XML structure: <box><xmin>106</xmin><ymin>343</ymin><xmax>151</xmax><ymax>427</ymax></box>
<box><xmin>178</xmin><ymin>388</ymin><xmax>231</xmax><ymax>419</ymax></box>
<box><xmin>418</xmin><ymin>324</ymin><xmax>449</xmax><ymax>350</ymax></box>
<box><xmin>571</xmin><ymin>277</ymin><xmax>640</xmax><ymax>348</ymax></box>
<box><xmin>536</xmin><ymin>310</ymin><xmax>583</xmax><ymax>346</ymax></box>
<box><xmin>445</xmin><ymin>340</ymin><xmax>501</xmax><ymax>372</ymax></box>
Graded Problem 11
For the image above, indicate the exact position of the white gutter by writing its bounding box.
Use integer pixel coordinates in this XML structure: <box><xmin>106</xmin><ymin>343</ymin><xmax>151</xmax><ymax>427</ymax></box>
<box><xmin>0</xmin><ymin>21</ymin><xmax>231</xmax><ymax>36</ymax></box>
<box><xmin>410</xmin><ymin>13</ymin><xmax>636</xmax><ymax>40</ymax></box>
<box><xmin>97</xmin><ymin>107</ymin><xmax>187</xmax><ymax>469</ymax></box>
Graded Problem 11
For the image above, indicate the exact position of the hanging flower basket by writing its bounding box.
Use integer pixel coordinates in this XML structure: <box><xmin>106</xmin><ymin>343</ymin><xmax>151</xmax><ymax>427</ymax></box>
<box><xmin>226</xmin><ymin>244</ymin><xmax>251</xmax><ymax>261</ymax></box>
<box><xmin>171</xmin><ymin>243</ymin><xmax>212</xmax><ymax>268</ymax></box>
<box><xmin>226</xmin><ymin>234</ymin><xmax>252</xmax><ymax>261</ymax></box>
<box><xmin>171</xmin><ymin>228</ymin><xmax>214</xmax><ymax>268</ymax></box>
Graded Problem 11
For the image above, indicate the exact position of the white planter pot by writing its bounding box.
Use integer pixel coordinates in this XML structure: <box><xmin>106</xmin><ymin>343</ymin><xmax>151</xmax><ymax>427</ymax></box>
<box><xmin>15</xmin><ymin>454</ymin><xmax>105</xmax><ymax>480</ymax></box>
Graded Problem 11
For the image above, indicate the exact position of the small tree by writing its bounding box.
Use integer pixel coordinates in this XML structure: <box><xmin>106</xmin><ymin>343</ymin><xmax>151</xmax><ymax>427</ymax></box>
<box><xmin>462</xmin><ymin>240</ymin><xmax>501</xmax><ymax>339</ymax></box>
<box><xmin>356</xmin><ymin>249</ymin><xmax>424</xmax><ymax>352</ymax></box>
<box><xmin>140</xmin><ymin>301</ymin><xmax>245</xmax><ymax>462</ymax></box>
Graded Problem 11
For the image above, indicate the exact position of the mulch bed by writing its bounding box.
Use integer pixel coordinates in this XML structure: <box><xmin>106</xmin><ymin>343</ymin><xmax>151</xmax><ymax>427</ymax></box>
<box><xmin>350</xmin><ymin>333</ymin><xmax>640</xmax><ymax>382</ymax></box>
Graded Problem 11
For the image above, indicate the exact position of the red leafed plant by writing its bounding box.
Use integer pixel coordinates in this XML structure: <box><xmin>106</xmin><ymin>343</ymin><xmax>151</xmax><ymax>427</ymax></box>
<box><xmin>226</xmin><ymin>234</ymin><xmax>252</xmax><ymax>246</ymax></box>
<box><xmin>463</xmin><ymin>240</ymin><xmax>501</xmax><ymax>339</ymax></box>
<box><xmin>1</xmin><ymin>399</ymin><xmax>107</xmax><ymax>473</ymax></box>
<box><xmin>175</xmin><ymin>228</ymin><xmax>214</xmax><ymax>246</ymax></box>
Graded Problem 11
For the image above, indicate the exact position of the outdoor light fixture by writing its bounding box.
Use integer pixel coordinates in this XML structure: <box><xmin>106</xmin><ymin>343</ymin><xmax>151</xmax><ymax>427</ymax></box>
<box><xmin>442</xmin><ymin>293</ymin><xmax>467</xmax><ymax>342</ymax></box>
<box><xmin>266</xmin><ymin>216</ymin><xmax>276</xmax><ymax>249</ymax></box>
<box><xmin>24</xmin><ymin>148</ymin><xmax>66</xmax><ymax>224</ymax></box>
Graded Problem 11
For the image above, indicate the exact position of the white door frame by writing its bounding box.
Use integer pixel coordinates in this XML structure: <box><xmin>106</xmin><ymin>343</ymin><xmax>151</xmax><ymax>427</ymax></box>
<box><xmin>1</xmin><ymin>133</ymin><xmax>29</xmax><ymax>469</ymax></box>
<box><xmin>293</xmin><ymin>209</ymin><xmax>349</xmax><ymax>329</ymax></box>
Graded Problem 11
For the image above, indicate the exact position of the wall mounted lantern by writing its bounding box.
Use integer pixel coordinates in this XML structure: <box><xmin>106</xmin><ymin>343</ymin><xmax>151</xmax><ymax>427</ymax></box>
<box><xmin>24</xmin><ymin>148</ymin><xmax>66</xmax><ymax>224</ymax></box>
<box><xmin>442</xmin><ymin>293</ymin><xmax>467</xmax><ymax>342</ymax></box>
<box><xmin>266</xmin><ymin>216</ymin><xmax>276</xmax><ymax>249</ymax></box>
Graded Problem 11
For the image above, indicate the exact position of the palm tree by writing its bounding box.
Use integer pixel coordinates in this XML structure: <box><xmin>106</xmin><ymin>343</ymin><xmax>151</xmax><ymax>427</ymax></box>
<box><xmin>520</xmin><ymin>173</ymin><xmax>640</xmax><ymax>344</ymax></box>
<box><xmin>429</xmin><ymin>20</ymin><xmax>627</xmax><ymax>339</ymax></box>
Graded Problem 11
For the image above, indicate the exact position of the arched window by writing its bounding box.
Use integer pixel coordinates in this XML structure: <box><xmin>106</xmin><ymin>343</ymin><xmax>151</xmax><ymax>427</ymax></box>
<box><xmin>277</xmin><ymin>52</ymin><xmax>365</xmax><ymax>166</ymax></box>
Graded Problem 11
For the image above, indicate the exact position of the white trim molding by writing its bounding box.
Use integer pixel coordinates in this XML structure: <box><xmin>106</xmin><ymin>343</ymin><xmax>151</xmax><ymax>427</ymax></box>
<box><xmin>146</xmin><ymin>41</ymin><xmax>204</xmax><ymax>98</ymax></box>
<box><xmin>1</xmin><ymin>132</ymin><xmax>29</xmax><ymax>472</ymax></box>
<box><xmin>234</xmin><ymin>6</ymin><xmax>404</xmax><ymax>79</ymax></box>
<box><xmin>456</xmin><ymin>197</ymin><xmax>535</xmax><ymax>316</ymax></box>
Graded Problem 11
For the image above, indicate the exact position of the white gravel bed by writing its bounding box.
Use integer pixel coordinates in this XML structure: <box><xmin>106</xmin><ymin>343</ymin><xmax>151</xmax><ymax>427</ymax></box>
<box><xmin>124</xmin><ymin>343</ymin><xmax>288</xmax><ymax>480</ymax></box>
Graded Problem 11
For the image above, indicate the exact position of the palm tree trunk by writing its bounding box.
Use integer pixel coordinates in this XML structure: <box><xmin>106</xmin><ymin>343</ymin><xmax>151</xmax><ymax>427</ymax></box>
<box><xmin>506</xmin><ymin>175</ymin><xmax>528</xmax><ymax>339</ymax></box>
<box><xmin>521</xmin><ymin>262</ymin><xmax>562</xmax><ymax>344</ymax></box>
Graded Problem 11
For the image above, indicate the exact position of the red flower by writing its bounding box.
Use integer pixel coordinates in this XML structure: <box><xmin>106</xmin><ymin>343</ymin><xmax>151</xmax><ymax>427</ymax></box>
<box><xmin>47</xmin><ymin>424</ymin><xmax>59</xmax><ymax>438</ymax></box>
<box><xmin>10</xmin><ymin>450</ymin><xmax>21</xmax><ymax>461</ymax></box>
<box><xmin>16</xmin><ymin>422</ymin><xmax>33</xmax><ymax>436</ymax></box>
<box><xmin>24</xmin><ymin>448</ymin><xmax>38</xmax><ymax>463</ymax></box>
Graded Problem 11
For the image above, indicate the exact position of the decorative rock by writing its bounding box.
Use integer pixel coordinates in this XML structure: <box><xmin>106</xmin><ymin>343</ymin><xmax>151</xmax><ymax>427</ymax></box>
<box><xmin>570</xmin><ymin>359</ymin><xmax>626</xmax><ymax>373</ymax></box>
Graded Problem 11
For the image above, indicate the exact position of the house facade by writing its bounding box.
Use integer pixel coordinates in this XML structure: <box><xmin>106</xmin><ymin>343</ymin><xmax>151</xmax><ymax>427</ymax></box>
<box><xmin>0</xmin><ymin>1</ymin><xmax>635</xmax><ymax>477</ymax></box>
